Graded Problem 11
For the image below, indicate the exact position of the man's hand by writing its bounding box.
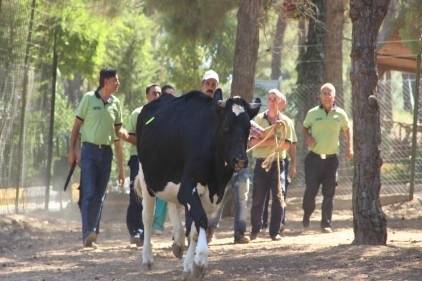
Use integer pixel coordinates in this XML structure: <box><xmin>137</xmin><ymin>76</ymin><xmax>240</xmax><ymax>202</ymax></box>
<box><xmin>118</xmin><ymin>170</ymin><xmax>125</xmax><ymax>188</ymax></box>
<box><xmin>250</xmin><ymin>120</ymin><xmax>265</xmax><ymax>139</ymax></box>
<box><xmin>306</xmin><ymin>137</ymin><xmax>316</xmax><ymax>148</ymax></box>
<box><xmin>118</xmin><ymin>128</ymin><xmax>129</xmax><ymax>141</ymax></box>
<box><xmin>289</xmin><ymin>165</ymin><xmax>296</xmax><ymax>179</ymax></box>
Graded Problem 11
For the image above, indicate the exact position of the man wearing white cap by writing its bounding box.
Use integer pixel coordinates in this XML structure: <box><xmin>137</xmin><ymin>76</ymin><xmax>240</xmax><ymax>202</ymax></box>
<box><xmin>183</xmin><ymin>70</ymin><xmax>250</xmax><ymax>244</ymax></box>
<box><xmin>202</xmin><ymin>69</ymin><xmax>250</xmax><ymax>243</ymax></box>
<box><xmin>201</xmin><ymin>69</ymin><xmax>219</xmax><ymax>97</ymax></box>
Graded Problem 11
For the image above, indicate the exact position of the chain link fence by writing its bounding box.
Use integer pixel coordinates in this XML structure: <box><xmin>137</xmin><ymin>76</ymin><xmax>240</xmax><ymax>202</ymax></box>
<box><xmin>1</xmin><ymin>2</ymin><xmax>421</xmax><ymax>215</ymax></box>
<box><xmin>0</xmin><ymin>0</ymin><xmax>76</xmax><ymax>214</ymax></box>
<box><xmin>282</xmin><ymin>77</ymin><xmax>422</xmax><ymax>206</ymax></box>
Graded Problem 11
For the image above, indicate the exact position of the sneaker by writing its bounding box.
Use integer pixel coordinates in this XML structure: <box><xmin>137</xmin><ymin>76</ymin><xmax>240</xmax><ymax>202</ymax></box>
<box><xmin>83</xmin><ymin>232</ymin><xmax>97</xmax><ymax>248</ymax></box>
<box><xmin>270</xmin><ymin>234</ymin><xmax>282</xmax><ymax>241</ymax></box>
<box><xmin>321</xmin><ymin>227</ymin><xmax>333</xmax><ymax>233</ymax></box>
<box><xmin>249</xmin><ymin>232</ymin><xmax>259</xmax><ymax>241</ymax></box>
<box><xmin>130</xmin><ymin>235</ymin><xmax>143</xmax><ymax>247</ymax></box>
<box><xmin>206</xmin><ymin>227</ymin><xmax>215</xmax><ymax>244</ymax></box>
<box><xmin>234</xmin><ymin>233</ymin><xmax>250</xmax><ymax>244</ymax></box>
<box><xmin>279</xmin><ymin>224</ymin><xmax>286</xmax><ymax>233</ymax></box>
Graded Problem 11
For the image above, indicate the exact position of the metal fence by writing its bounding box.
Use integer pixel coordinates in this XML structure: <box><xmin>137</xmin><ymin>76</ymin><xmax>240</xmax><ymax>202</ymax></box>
<box><xmin>1</xmin><ymin>1</ymin><xmax>421</xmax><ymax>215</ymax></box>
<box><xmin>284</xmin><ymin>77</ymin><xmax>422</xmax><ymax>203</ymax></box>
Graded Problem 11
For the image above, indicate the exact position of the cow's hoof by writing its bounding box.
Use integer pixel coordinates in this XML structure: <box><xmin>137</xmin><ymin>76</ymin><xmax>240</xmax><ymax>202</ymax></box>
<box><xmin>142</xmin><ymin>260</ymin><xmax>153</xmax><ymax>270</ymax></box>
<box><xmin>172</xmin><ymin>242</ymin><xmax>184</xmax><ymax>259</ymax></box>
<box><xmin>182</xmin><ymin>271</ymin><xmax>190</xmax><ymax>281</ymax></box>
<box><xmin>192</xmin><ymin>262</ymin><xmax>206</xmax><ymax>280</ymax></box>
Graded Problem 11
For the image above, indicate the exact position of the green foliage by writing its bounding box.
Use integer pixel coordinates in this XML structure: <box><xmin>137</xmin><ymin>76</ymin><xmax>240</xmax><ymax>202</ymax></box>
<box><xmin>144</xmin><ymin>0</ymin><xmax>237</xmax><ymax>42</ymax></box>
<box><xmin>103</xmin><ymin>11</ymin><xmax>159</xmax><ymax>107</ymax></box>
<box><xmin>400</xmin><ymin>0</ymin><xmax>422</xmax><ymax>53</ymax></box>
<box><xmin>157</xmin><ymin>15</ymin><xmax>236</xmax><ymax>92</ymax></box>
<box><xmin>0</xmin><ymin>1</ymin><xmax>31</xmax><ymax>63</ymax></box>
<box><xmin>381</xmin><ymin>162</ymin><xmax>410</xmax><ymax>184</ymax></box>
<box><xmin>144</xmin><ymin>0</ymin><xmax>238</xmax><ymax>92</ymax></box>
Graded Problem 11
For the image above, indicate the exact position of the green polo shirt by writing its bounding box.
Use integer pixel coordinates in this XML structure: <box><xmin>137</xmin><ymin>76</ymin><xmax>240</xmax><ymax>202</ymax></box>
<box><xmin>252</xmin><ymin>111</ymin><xmax>294</xmax><ymax>160</ymax></box>
<box><xmin>126</xmin><ymin>106</ymin><xmax>143</xmax><ymax>156</ymax></box>
<box><xmin>303</xmin><ymin>105</ymin><xmax>349</xmax><ymax>155</ymax></box>
<box><xmin>76</xmin><ymin>91</ymin><xmax>122</xmax><ymax>146</ymax></box>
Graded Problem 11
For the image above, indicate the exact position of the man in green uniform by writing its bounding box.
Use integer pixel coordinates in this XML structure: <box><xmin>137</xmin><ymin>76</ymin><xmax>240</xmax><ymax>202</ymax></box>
<box><xmin>302</xmin><ymin>83</ymin><xmax>353</xmax><ymax>233</ymax></box>
<box><xmin>121</xmin><ymin>83</ymin><xmax>161</xmax><ymax>245</ymax></box>
<box><xmin>249</xmin><ymin>89</ymin><xmax>294</xmax><ymax>241</ymax></box>
<box><xmin>68</xmin><ymin>67</ymin><xmax>127</xmax><ymax>247</ymax></box>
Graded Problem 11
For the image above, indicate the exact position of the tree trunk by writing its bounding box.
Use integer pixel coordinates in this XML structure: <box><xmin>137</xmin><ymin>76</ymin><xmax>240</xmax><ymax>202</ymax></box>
<box><xmin>231</xmin><ymin>0</ymin><xmax>261</xmax><ymax>102</ymax></box>
<box><xmin>324</xmin><ymin>0</ymin><xmax>345</xmax><ymax>105</ymax></box>
<box><xmin>349</xmin><ymin>0</ymin><xmax>389</xmax><ymax>245</ymax></box>
<box><xmin>223</xmin><ymin>0</ymin><xmax>260</xmax><ymax>216</ymax></box>
<box><xmin>271</xmin><ymin>9</ymin><xmax>287</xmax><ymax>80</ymax></box>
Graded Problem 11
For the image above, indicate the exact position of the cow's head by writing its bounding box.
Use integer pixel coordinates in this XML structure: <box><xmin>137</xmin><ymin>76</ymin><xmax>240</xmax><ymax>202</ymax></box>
<box><xmin>213</xmin><ymin>89</ymin><xmax>261</xmax><ymax>172</ymax></box>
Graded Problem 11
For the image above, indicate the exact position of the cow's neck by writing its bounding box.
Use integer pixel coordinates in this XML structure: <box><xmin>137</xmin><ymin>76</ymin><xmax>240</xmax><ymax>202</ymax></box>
<box><xmin>211</xmin><ymin>147</ymin><xmax>233</xmax><ymax>203</ymax></box>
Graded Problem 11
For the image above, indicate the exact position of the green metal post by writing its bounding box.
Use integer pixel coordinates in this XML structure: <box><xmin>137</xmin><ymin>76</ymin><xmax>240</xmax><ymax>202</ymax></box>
<box><xmin>409</xmin><ymin>36</ymin><xmax>422</xmax><ymax>201</ymax></box>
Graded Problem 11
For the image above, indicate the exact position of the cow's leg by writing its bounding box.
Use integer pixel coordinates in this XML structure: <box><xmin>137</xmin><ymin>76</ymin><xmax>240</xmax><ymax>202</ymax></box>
<box><xmin>167</xmin><ymin>202</ymin><xmax>185</xmax><ymax>259</ymax></box>
<box><xmin>138</xmin><ymin>167</ymin><xmax>155</xmax><ymax>269</ymax></box>
<box><xmin>178</xmin><ymin>186</ymin><xmax>209</xmax><ymax>234</ymax></box>
<box><xmin>182</xmin><ymin>223</ymin><xmax>198</xmax><ymax>280</ymax></box>
<box><xmin>192</xmin><ymin>227</ymin><xmax>209</xmax><ymax>279</ymax></box>
<box><xmin>179</xmin><ymin>185</ymin><xmax>209</xmax><ymax>280</ymax></box>
<box><xmin>177</xmin><ymin>181</ymin><xmax>209</xmax><ymax>280</ymax></box>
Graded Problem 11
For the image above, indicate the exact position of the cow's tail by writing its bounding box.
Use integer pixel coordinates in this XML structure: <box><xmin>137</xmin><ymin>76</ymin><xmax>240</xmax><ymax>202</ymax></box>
<box><xmin>134</xmin><ymin>175</ymin><xmax>143</xmax><ymax>200</ymax></box>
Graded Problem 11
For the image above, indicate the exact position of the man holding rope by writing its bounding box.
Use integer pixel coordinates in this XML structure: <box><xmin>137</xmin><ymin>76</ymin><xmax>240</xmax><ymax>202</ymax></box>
<box><xmin>249</xmin><ymin>89</ymin><xmax>294</xmax><ymax>241</ymax></box>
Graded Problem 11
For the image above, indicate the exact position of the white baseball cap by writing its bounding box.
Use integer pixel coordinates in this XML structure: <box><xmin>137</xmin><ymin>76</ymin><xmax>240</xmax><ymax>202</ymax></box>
<box><xmin>202</xmin><ymin>70</ymin><xmax>219</xmax><ymax>83</ymax></box>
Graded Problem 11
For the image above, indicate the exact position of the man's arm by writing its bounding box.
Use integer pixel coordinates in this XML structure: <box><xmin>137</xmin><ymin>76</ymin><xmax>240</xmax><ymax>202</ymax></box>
<box><xmin>343</xmin><ymin>127</ymin><xmax>353</xmax><ymax>160</ymax></box>
<box><xmin>288</xmin><ymin>143</ymin><xmax>296</xmax><ymax>179</ymax></box>
<box><xmin>302</xmin><ymin>126</ymin><xmax>315</xmax><ymax>149</ymax></box>
<box><xmin>121</xmin><ymin>133</ymin><xmax>137</xmax><ymax>145</ymax></box>
<box><xmin>114</xmin><ymin>139</ymin><xmax>125</xmax><ymax>187</ymax></box>
<box><xmin>116</xmin><ymin>125</ymin><xmax>129</xmax><ymax>141</ymax></box>
<box><xmin>68</xmin><ymin>118</ymin><xmax>83</xmax><ymax>167</ymax></box>
<box><xmin>249</xmin><ymin>137</ymin><xmax>291</xmax><ymax>150</ymax></box>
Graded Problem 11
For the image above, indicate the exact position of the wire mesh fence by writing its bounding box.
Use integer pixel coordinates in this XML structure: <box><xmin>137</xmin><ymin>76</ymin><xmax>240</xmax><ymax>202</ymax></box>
<box><xmin>284</xmin><ymin>77</ymin><xmax>422</xmax><ymax>203</ymax></box>
<box><xmin>1</xmin><ymin>1</ymin><xmax>421</xmax><ymax>215</ymax></box>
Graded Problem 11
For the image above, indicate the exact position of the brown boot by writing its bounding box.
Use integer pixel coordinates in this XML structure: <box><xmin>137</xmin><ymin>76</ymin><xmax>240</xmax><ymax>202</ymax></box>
<box><xmin>234</xmin><ymin>232</ymin><xmax>250</xmax><ymax>244</ymax></box>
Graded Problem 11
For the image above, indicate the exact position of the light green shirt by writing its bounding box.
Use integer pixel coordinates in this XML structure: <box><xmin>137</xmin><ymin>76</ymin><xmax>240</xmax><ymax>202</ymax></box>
<box><xmin>126</xmin><ymin>106</ymin><xmax>143</xmax><ymax>156</ymax></box>
<box><xmin>76</xmin><ymin>91</ymin><xmax>122</xmax><ymax>146</ymax></box>
<box><xmin>252</xmin><ymin>111</ymin><xmax>294</xmax><ymax>160</ymax></box>
<box><xmin>303</xmin><ymin>105</ymin><xmax>349</xmax><ymax>155</ymax></box>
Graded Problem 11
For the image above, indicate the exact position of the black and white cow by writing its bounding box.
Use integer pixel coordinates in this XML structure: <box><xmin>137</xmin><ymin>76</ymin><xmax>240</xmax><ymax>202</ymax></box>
<box><xmin>136</xmin><ymin>89</ymin><xmax>260</xmax><ymax>280</ymax></box>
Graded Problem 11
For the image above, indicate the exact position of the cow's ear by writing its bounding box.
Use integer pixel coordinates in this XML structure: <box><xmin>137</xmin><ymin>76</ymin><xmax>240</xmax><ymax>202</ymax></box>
<box><xmin>248</xmin><ymin>97</ymin><xmax>261</xmax><ymax>119</ymax></box>
<box><xmin>213</xmin><ymin>88</ymin><xmax>223</xmax><ymax>102</ymax></box>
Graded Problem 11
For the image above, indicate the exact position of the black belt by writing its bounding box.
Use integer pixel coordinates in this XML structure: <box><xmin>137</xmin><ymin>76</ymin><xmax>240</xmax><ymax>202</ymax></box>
<box><xmin>83</xmin><ymin>142</ymin><xmax>111</xmax><ymax>149</ymax></box>
<box><xmin>310</xmin><ymin>151</ymin><xmax>336</xmax><ymax>159</ymax></box>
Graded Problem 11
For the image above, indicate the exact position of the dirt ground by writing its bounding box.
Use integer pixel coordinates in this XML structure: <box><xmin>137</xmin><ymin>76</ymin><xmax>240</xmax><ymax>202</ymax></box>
<box><xmin>1</xmin><ymin>193</ymin><xmax>421</xmax><ymax>281</ymax></box>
